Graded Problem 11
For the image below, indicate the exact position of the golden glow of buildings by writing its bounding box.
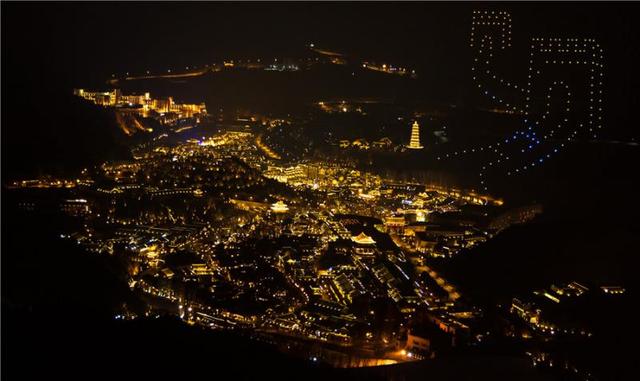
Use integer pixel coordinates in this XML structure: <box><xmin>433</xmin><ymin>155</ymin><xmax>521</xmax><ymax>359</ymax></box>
<box><xmin>601</xmin><ymin>286</ymin><xmax>625</xmax><ymax>295</ymax></box>
<box><xmin>270</xmin><ymin>200</ymin><xmax>289</xmax><ymax>213</ymax></box>
<box><xmin>73</xmin><ymin>88</ymin><xmax>206</xmax><ymax>119</ymax></box>
<box><xmin>351</xmin><ymin>232</ymin><xmax>376</xmax><ymax>245</ymax></box>
<box><xmin>407</xmin><ymin>121</ymin><xmax>424</xmax><ymax>149</ymax></box>
<box><xmin>199</xmin><ymin>131</ymin><xmax>253</xmax><ymax>147</ymax></box>
<box><xmin>8</xmin><ymin>178</ymin><xmax>88</xmax><ymax>189</ymax></box>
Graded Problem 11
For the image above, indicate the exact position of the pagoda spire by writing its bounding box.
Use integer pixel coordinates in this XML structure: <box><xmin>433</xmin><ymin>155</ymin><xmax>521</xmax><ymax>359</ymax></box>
<box><xmin>407</xmin><ymin>121</ymin><xmax>423</xmax><ymax>149</ymax></box>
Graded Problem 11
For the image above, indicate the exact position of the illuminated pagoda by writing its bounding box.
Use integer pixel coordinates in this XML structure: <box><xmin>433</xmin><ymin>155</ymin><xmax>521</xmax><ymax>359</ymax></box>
<box><xmin>407</xmin><ymin>121</ymin><xmax>423</xmax><ymax>149</ymax></box>
<box><xmin>270</xmin><ymin>200</ymin><xmax>289</xmax><ymax>213</ymax></box>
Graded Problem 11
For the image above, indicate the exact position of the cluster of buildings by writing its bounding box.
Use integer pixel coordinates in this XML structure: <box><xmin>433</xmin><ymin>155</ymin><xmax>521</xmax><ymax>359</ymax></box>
<box><xmin>339</xmin><ymin>137</ymin><xmax>394</xmax><ymax>150</ymax></box>
<box><xmin>510</xmin><ymin>281</ymin><xmax>596</xmax><ymax>337</ymax></box>
<box><xmin>73</xmin><ymin>88</ymin><xmax>207</xmax><ymax>119</ymax></box>
<box><xmin>8</xmin><ymin>118</ymin><xmax>512</xmax><ymax>366</ymax></box>
<box><xmin>335</xmin><ymin>121</ymin><xmax>424</xmax><ymax>152</ymax></box>
<box><xmin>262</xmin><ymin>162</ymin><xmax>381</xmax><ymax>193</ymax></box>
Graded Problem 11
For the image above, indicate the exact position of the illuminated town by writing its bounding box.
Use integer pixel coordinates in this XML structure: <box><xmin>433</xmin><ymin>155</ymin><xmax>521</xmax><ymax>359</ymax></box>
<box><xmin>9</xmin><ymin>112</ymin><xmax>508</xmax><ymax>364</ymax></box>
<box><xmin>3</xmin><ymin>3</ymin><xmax>637</xmax><ymax>381</ymax></box>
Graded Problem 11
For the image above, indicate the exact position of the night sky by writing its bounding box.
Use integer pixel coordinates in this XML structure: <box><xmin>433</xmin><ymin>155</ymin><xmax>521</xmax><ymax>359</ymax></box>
<box><xmin>3</xmin><ymin>3</ymin><xmax>639</xmax><ymax>92</ymax></box>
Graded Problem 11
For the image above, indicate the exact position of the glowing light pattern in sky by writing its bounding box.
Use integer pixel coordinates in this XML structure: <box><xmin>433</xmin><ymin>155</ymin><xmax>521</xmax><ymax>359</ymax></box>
<box><xmin>438</xmin><ymin>10</ymin><xmax>604</xmax><ymax>193</ymax></box>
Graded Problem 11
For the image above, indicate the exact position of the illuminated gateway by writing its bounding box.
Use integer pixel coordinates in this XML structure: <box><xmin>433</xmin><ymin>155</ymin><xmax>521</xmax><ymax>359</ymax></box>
<box><xmin>407</xmin><ymin>121</ymin><xmax>424</xmax><ymax>149</ymax></box>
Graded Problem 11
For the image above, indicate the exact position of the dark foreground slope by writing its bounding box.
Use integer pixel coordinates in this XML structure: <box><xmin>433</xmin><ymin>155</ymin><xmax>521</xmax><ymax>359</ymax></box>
<box><xmin>435</xmin><ymin>141</ymin><xmax>640</xmax><ymax>299</ymax></box>
<box><xmin>430</xmin><ymin>142</ymin><xmax>640</xmax><ymax>381</ymax></box>
<box><xmin>1</xmin><ymin>92</ymin><xmax>132</xmax><ymax>181</ymax></box>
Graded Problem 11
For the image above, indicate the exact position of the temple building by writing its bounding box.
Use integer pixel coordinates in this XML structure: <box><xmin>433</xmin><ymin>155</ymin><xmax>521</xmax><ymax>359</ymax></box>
<box><xmin>351</xmin><ymin>232</ymin><xmax>376</xmax><ymax>245</ymax></box>
<box><xmin>270</xmin><ymin>200</ymin><xmax>289</xmax><ymax>213</ymax></box>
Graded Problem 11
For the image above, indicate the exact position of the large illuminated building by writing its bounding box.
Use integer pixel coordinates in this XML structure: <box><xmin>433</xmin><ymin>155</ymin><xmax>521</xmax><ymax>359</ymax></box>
<box><xmin>74</xmin><ymin>88</ymin><xmax>121</xmax><ymax>106</ymax></box>
<box><xmin>73</xmin><ymin>88</ymin><xmax>206</xmax><ymax>118</ymax></box>
<box><xmin>407</xmin><ymin>121</ymin><xmax>424</xmax><ymax>149</ymax></box>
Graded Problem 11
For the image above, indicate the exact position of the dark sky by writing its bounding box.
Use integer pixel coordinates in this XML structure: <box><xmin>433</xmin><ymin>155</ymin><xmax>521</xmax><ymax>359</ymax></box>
<box><xmin>4</xmin><ymin>2</ymin><xmax>639</xmax><ymax>88</ymax></box>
